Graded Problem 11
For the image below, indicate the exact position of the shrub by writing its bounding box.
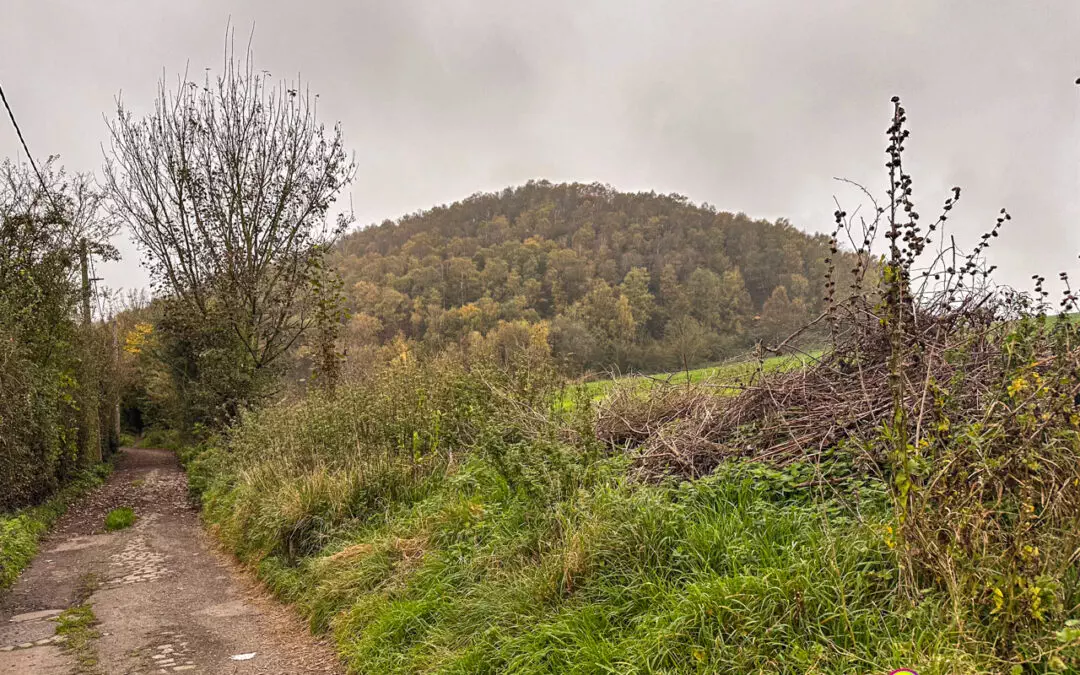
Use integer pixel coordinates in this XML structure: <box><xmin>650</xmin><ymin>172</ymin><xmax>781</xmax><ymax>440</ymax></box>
<box><xmin>0</xmin><ymin>160</ymin><xmax>120</xmax><ymax>511</ymax></box>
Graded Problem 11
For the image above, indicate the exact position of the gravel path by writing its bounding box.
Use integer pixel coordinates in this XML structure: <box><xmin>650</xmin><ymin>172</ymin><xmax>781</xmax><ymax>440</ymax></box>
<box><xmin>0</xmin><ymin>448</ymin><xmax>343</xmax><ymax>674</ymax></box>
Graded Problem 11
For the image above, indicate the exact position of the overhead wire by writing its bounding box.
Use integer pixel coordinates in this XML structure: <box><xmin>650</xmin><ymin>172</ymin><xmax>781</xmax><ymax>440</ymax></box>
<box><xmin>0</xmin><ymin>81</ymin><xmax>49</xmax><ymax>195</ymax></box>
<box><xmin>1</xmin><ymin>78</ymin><xmax>103</xmax><ymax>320</ymax></box>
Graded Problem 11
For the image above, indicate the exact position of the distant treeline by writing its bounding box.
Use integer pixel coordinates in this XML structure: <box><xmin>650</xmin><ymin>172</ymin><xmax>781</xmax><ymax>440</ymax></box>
<box><xmin>334</xmin><ymin>180</ymin><xmax>861</xmax><ymax>372</ymax></box>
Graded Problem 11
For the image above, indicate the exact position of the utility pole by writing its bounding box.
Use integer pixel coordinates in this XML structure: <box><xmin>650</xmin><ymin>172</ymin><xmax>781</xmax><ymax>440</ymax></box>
<box><xmin>79</xmin><ymin>238</ymin><xmax>102</xmax><ymax>463</ymax></box>
<box><xmin>113</xmin><ymin>317</ymin><xmax>122</xmax><ymax>444</ymax></box>
<box><xmin>80</xmin><ymin>238</ymin><xmax>92</xmax><ymax>326</ymax></box>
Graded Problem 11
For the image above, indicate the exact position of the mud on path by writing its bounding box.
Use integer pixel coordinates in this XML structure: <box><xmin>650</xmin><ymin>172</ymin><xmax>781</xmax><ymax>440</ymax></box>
<box><xmin>0</xmin><ymin>448</ymin><xmax>343</xmax><ymax>674</ymax></box>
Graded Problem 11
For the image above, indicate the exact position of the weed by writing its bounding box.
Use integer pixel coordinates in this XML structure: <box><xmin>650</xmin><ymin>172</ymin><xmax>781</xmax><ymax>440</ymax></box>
<box><xmin>104</xmin><ymin>507</ymin><xmax>136</xmax><ymax>532</ymax></box>
<box><xmin>74</xmin><ymin>572</ymin><xmax>101</xmax><ymax>602</ymax></box>
<box><xmin>56</xmin><ymin>604</ymin><xmax>100</xmax><ymax>673</ymax></box>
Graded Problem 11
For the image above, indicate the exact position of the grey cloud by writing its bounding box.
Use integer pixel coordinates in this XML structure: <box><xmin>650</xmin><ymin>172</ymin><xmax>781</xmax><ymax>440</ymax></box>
<box><xmin>0</xmin><ymin>0</ymin><xmax>1077</xmax><ymax>294</ymax></box>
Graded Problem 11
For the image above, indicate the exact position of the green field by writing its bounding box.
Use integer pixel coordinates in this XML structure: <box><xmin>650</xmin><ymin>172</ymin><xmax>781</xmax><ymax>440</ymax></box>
<box><xmin>570</xmin><ymin>352</ymin><xmax>819</xmax><ymax>401</ymax></box>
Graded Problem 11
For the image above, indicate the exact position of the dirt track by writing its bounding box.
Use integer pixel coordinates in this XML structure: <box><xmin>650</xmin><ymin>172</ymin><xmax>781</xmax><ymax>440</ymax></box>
<box><xmin>0</xmin><ymin>448</ymin><xmax>343</xmax><ymax>674</ymax></box>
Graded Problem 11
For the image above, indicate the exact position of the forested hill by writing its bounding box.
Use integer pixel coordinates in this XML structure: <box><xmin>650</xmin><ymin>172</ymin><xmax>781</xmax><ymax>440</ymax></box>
<box><xmin>334</xmin><ymin>180</ymin><xmax>846</xmax><ymax>372</ymax></box>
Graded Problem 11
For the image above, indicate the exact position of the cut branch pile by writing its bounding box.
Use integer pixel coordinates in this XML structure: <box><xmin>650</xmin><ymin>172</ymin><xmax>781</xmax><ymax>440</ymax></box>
<box><xmin>598</xmin><ymin>287</ymin><xmax>1057</xmax><ymax>482</ymax></box>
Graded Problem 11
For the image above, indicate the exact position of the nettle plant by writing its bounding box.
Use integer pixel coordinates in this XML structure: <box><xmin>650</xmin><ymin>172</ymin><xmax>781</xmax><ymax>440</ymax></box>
<box><xmin>828</xmin><ymin>96</ymin><xmax>1080</xmax><ymax>658</ymax></box>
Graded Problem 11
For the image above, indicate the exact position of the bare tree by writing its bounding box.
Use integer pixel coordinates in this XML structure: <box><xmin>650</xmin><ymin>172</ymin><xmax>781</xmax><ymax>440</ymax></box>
<box><xmin>664</xmin><ymin>315</ymin><xmax>708</xmax><ymax>382</ymax></box>
<box><xmin>104</xmin><ymin>38</ymin><xmax>355</xmax><ymax>410</ymax></box>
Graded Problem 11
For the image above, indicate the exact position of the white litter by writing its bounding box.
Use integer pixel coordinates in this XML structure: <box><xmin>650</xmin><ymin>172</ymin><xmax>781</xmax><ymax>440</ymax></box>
<box><xmin>231</xmin><ymin>653</ymin><xmax>256</xmax><ymax>661</ymax></box>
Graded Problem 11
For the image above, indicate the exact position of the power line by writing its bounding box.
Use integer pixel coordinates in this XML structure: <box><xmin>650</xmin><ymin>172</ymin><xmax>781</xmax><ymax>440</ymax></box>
<box><xmin>0</xmin><ymin>80</ymin><xmax>51</xmax><ymax>198</ymax></box>
<box><xmin>1</xmin><ymin>79</ymin><xmax>104</xmax><ymax>319</ymax></box>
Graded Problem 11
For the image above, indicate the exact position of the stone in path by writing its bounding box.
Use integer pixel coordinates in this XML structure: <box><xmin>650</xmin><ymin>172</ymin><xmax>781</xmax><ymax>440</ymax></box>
<box><xmin>0</xmin><ymin>447</ymin><xmax>342</xmax><ymax>674</ymax></box>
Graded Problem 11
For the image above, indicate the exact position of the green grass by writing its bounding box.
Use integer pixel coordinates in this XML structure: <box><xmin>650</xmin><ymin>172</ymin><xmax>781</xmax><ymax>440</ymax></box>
<box><xmin>195</xmin><ymin>452</ymin><xmax>986</xmax><ymax>674</ymax></box>
<box><xmin>104</xmin><ymin>507</ymin><xmax>136</xmax><ymax>531</ymax></box>
<box><xmin>0</xmin><ymin>464</ymin><xmax>110</xmax><ymax>591</ymax></box>
<box><xmin>56</xmin><ymin>604</ymin><xmax>101</xmax><ymax>672</ymax></box>
<box><xmin>179</xmin><ymin>352</ymin><xmax>1041</xmax><ymax>674</ymax></box>
<box><xmin>570</xmin><ymin>352</ymin><xmax>818</xmax><ymax>402</ymax></box>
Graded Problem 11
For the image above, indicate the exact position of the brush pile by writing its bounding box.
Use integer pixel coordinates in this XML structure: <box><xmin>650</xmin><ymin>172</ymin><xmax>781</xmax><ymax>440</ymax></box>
<box><xmin>597</xmin><ymin>295</ymin><xmax>1019</xmax><ymax>481</ymax></box>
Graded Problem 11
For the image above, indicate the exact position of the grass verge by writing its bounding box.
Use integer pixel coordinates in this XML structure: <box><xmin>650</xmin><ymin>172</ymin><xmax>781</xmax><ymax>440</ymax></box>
<box><xmin>0</xmin><ymin>464</ymin><xmax>111</xmax><ymax>591</ymax></box>
<box><xmin>180</xmin><ymin>349</ymin><xmax>1049</xmax><ymax>673</ymax></box>
<box><xmin>189</xmin><ymin>445</ymin><xmax>983</xmax><ymax>673</ymax></box>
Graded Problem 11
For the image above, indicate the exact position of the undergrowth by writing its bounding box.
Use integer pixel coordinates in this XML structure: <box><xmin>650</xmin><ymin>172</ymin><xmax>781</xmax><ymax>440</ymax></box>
<box><xmin>183</xmin><ymin>348</ymin><xmax>1020</xmax><ymax>673</ymax></box>
<box><xmin>0</xmin><ymin>463</ymin><xmax>110</xmax><ymax>590</ymax></box>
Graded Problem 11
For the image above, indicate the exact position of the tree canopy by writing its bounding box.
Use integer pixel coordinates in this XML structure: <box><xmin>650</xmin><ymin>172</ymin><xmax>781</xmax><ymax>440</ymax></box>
<box><xmin>334</xmin><ymin>180</ymin><xmax>855</xmax><ymax>373</ymax></box>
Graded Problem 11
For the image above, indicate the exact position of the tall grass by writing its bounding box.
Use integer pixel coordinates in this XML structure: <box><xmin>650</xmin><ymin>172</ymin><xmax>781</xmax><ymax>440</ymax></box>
<box><xmin>184</xmin><ymin>346</ymin><xmax>1021</xmax><ymax>673</ymax></box>
<box><xmin>314</xmin><ymin>464</ymin><xmax>978</xmax><ymax>674</ymax></box>
<box><xmin>196</xmin><ymin>348</ymin><xmax>562</xmax><ymax>564</ymax></box>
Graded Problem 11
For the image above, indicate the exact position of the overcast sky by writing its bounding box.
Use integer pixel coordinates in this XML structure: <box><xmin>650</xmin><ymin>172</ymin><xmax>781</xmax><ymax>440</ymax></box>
<box><xmin>1</xmin><ymin>1</ymin><xmax>1077</xmax><ymax>295</ymax></box>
